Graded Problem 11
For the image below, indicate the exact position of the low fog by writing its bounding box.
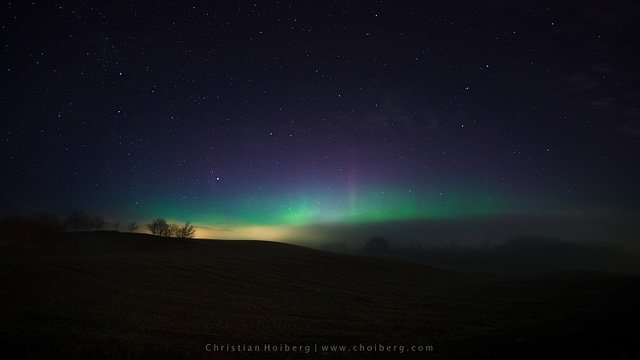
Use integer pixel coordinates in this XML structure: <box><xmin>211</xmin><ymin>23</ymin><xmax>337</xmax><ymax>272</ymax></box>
<box><xmin>287</xmin><ymin>210</ymin><xmax>640</xmax><ymax>276</ymax></box>
<box><xmin>290</xmin><ymin>210</ymin><xmax>640</xmax><ymax>249</ymax></box>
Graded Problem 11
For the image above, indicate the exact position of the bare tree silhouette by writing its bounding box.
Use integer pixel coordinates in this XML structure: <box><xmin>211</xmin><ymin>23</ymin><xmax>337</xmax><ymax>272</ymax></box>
<box><xmin>127</xmin><ymin>222</ymin><xmax>138</xmax><ymax>233</ymax></box>
<box><xmin>147</xmin><ymin>218</ymin><xmax>169</xmax><ymax>236</ymax></box>
<box><xmin>174</xmin><ymin>222</ymin><xmax>196</xmax><ymax>239</ymax></box>
<box><xmin>168</xmin><ymin>223</ymin><xmax>180</xmax><ymax>237</ymax></box>
<box><xmin>142</xmin><ymin>219</ymin><xmax>195</xmax><ymax>238</ymax></box>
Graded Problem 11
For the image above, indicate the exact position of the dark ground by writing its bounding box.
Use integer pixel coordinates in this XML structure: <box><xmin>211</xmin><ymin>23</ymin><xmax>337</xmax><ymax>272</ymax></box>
<box><xmin>1</xmin><ymin>231</ymin><xmax>639</xmax><ymax>359</ymax></box>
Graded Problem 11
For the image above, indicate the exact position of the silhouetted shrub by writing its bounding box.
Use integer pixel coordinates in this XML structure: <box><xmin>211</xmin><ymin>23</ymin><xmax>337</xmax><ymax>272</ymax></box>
<box><xmin>168</xmin><ymin>223</ymin><xmax>180</xmax><ymax>237</ymax></box>
<box><xmin>147</xmin><ymin>218</ymin><xmax>169</xmax><ymax>236</ymax></box>
<box><xmin>146</xmin><ymin>220</ymin><xmax>196</xmax><ymax>238</ymax></box>
<box><xmin>174</xmin><ymin>222</ymin><xmax>196</xmax><ymax>239</ymax></box>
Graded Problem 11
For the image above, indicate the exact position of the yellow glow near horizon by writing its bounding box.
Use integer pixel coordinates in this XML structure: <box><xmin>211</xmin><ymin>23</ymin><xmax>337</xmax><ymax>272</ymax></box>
<box><xmin>194</xmin><ymin>224</ymin><xmax>296</xmax><ymax>241</ymax></box>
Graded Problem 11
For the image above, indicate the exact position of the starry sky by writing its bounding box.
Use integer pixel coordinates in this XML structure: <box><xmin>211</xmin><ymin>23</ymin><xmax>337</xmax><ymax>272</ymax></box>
<box><xmin>2</xmin><ymin>1</ymin><xmax>640</xmax><ymax>244</ymax></box>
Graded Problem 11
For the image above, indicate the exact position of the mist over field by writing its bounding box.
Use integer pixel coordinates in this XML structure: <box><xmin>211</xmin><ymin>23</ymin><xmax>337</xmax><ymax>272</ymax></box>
<box><xmin>285</xmin><ymin>210</ymin><xmax>640</xmax><ymax>249</ymax></box>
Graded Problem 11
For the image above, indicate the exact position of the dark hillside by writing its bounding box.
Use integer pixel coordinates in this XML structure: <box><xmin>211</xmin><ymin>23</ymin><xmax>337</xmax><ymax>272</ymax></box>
<box><xmin>1</xmin><ymin>232</ymin><xmax>639</xmax><ymax>359</ymax></box>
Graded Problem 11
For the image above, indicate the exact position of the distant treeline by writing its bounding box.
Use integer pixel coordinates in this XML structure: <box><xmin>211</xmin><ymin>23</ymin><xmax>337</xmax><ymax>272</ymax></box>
<box><xmin>319</xmin><ymin>236</ymin><xmax>639</xmax><ymax>274</ymax></box>
<box><xmin>0</xmin><ymin>213</ymin><xmax>64</xmax><ymax>242</ymax></box>
<box><xmin>146</xmin><ymin>218</ymin><xmax>195</xmax><ymax>239</ymax></box>
<box><xmin>393</xmin><ymin>236</ymin><xmax>582</xmax><ymax>262</ymax></box>
<box><xmin>64</xmin><ymin>211</ymin><xmax>106</xmax><ymax>231</ymax></box>
<box><xmin>321</xmin><ymin>236</ymin><xmax>587</xmax><ymax>267</ymax></box>
<box><xmin>0</xmin><ymin>212</ymin><xmax>195</xmax><ymax>241</ymax></box>
<box><xmin>0</xmin><ymin>211</ymin><xmax>108</xmax><ymax>242</ymax></box>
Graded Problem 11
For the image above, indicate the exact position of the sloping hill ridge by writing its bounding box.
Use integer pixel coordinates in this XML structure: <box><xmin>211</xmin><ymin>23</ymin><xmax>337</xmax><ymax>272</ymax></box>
<box><xmin>1</xmin><ymin>231</ymin><xmax>639</xmax><ymax>359</ymax></box>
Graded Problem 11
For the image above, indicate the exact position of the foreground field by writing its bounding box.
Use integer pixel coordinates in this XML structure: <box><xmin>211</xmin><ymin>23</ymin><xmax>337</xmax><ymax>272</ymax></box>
<box><xmin>1</xmin><ymin>232</ymin><xmax>639</xmax><ymax>358</ymax></box>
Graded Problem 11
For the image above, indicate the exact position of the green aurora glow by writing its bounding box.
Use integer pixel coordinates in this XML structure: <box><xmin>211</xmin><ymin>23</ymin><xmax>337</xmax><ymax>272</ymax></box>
<box><xmin>129</xmin><ymin>183</ymin><xmax>511</xmax><ymax>229</ymax></box>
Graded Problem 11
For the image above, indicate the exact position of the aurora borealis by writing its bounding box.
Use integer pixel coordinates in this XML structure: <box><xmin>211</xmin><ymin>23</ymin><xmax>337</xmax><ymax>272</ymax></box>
<box><xmin>124</xmin><ymin>181</ymin><xmax>512</xmax><ymax>240</ymax></box>
<box><xmin>2</xmin><ymin>1</ymin><xmax>640</xmax><ymax>245</ymax></box>
<box><xmin>134</xmin><ymin>182</ymin><xmax>509</xmax><ymax>227</ymax></box>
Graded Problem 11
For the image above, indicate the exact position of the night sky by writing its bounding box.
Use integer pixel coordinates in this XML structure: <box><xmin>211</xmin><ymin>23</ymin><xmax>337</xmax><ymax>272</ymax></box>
<box><xmin>2</xmin><ymin>1</ymin><xmax>639</xmax><ymax>243</ymax></box>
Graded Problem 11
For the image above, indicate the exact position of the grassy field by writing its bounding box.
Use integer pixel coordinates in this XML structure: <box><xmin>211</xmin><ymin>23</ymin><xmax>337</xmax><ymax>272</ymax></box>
<box><xmin>1</xmin><ymin>231</ymin><xmax>639</xmax><ymax>359</ymax></box>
